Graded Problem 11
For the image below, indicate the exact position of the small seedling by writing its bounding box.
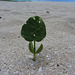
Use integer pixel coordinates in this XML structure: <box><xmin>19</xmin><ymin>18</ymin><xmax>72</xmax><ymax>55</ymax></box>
<box><xmin>21</xmin><ymin>16</ymin><xmax>46</xmax><ymax>61</ymax></box>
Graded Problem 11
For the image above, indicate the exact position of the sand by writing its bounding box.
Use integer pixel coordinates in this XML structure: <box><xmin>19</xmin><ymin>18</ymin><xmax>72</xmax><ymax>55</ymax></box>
<box><xmin>0</xmin><ymin>1</ymin><xmax>75</xmax><ymax>75</ymax></box>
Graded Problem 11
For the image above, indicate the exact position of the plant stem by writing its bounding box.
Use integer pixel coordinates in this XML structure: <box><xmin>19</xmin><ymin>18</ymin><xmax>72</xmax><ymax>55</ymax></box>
<box><xmin>33</xmin><ymin>40</ymin><xmax>36</xmax><ymax>61</ymax></box>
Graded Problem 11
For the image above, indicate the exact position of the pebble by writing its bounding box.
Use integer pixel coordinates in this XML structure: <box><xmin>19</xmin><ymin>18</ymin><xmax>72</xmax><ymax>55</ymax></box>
<box><xmin>39</xmin><ymin>67</ymin><xmax>42</xmax><ymax>72</ymax></box>
<box><xmin>46</xmin><ymin>55</ymin><xmax>49</xmax><ymax>58</ymax></box>
<box><xmin>0</xmin><ymin>17</ymin><xmax>2</xmax><ymax>18</ymax></box>
<box><xmin>55</xmin><ymin>48</ymin><xmax>58</xmax><ymax>50</ymax></box>
<box><xmin>46</xmin><ymin>11</ymin><xmax>49</xmax><ymax>14</ymax></box>
<box><xmin>68</xmin><ymin>65</ymin><xmax>72</xmax><ymax>68</ymax></box>
<box><xmin>22</xmin><ymin>48</ymin><xmax>24</xmax><ymax>49</ymax></box>
<box><xmin>3</xmin><ymin>37</ymin><xmax>5</xmax><ymax>39</ymax></box>
<box><xmin>28</xmin><ymin>55</ymin><xmax>33</xmax><ymax>59</ymax></box>
<box><xmin>49</xmin><ymin>63</ymin><xmax>54</xmax><ymax>67</ymax></box>
<box><xmin>57</xmin><ymin>63</ymin><xmax>59</xmax><ymax>66</ymax></box>
<box><xmin>14</xmin><ymin>71</ymin><xmax>19</xmax><ymax>75</ymax></box>
<box><xmin>53</xmin><ymin>51</ymin><xmax>57</xmax><ymax>54</ymax></box>
<box><xmin>9</xmin><ymin>64</ymin><xmax>14</xmax><ymax>69</ymax></box>
<box><xmin>4</xmin><ymin>64</ymin><xmax>6</xmax><ymax>67</ymax></box>
<box><xmin>31</xmin><ymin>64</ymin><xmax>33</xmax><ymax>66</ymax></box>
<box><xmin>0</xmin><ymin>69</ymin><xmax>1</xmax><ymax>71</ymax></box>
<box><xmin>6</xmin><ymin>69</ymin><xmax>9</xmax><ymax>75</ymax></box>
<box><xmin>47</xmin><ymin>58</ymin><xmax>51</xmax><ymax>60</ymax></box>
<box><xmin>18</xmin><ymin>61</ymin><xmax>22</xmax><ymax>65</ymax></box>
<box><xmin>37</xmin><ymin>54</ymin><xmax>39</xmax><ymax>56</ymax></box>
<box><xmin>46</xmin><ymin>55</ymin><xmax>51</xmax><ymax>60</ymax></box>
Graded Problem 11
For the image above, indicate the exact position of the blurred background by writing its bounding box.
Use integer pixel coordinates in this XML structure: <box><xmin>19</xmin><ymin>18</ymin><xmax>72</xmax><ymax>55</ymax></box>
<box><xmin>0</xmin><ymin>0</ymin><xmax>75</xmax><ymax>2</ymax></box>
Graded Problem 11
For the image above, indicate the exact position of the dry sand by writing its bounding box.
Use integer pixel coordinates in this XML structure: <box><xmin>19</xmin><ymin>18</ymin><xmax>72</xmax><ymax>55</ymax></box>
<box><xmin>0</xmin><ymin>1</ymin><xmax>75</xmax><ymax>75</ymax></box>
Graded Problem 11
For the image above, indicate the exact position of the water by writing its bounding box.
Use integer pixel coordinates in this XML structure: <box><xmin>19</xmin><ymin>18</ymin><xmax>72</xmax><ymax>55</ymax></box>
<box><xmin>3</xmin><ymin>0</ymin><xmax>75</xmax><ymax>2</ymax></box>
<box><xmin>33</xmin><ymin>0</ymin><xmax>75</xmax><ymax>2</ymax></box>
<box><xmin>45</xmin><ymin>0</ymin><xmax>75</xmax><ymax>2</ymax></box>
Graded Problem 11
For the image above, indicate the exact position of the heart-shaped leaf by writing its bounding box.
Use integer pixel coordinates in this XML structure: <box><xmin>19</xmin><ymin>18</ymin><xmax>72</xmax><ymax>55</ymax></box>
<box><xmin>21</xmin><ymin>16</ymin><xmax>46</xmax><ymax>42</ymax></box>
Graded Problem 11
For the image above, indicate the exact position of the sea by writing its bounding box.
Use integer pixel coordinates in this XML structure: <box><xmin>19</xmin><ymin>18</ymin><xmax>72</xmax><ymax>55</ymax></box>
<box><xmin>10</xmin><ymin>0</ymin><xmax>75</xmax><ymax>2</ymax></box>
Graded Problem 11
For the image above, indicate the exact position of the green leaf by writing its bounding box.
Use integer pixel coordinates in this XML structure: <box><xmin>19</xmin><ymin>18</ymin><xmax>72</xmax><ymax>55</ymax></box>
<box><xmin>21</xmin><ymin>16</ymin><xmax>46</xmax><ymax>42</ymax></box>
<box><xmin>35</xmin><ymin>44</ymin><xmax>43</xmax><ymax>54</ymax></box>
<box><xmin>29</xmin><ymin>42</ymin><xmax>34</xmax><ymax>53</ymax></box>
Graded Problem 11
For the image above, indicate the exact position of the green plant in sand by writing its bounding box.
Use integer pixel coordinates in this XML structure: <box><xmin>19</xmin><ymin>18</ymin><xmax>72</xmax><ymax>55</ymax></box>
<box><xmin>21</xmin><ymin>16</ymin><xmax>46</xmax><ymax>61</ymax></box>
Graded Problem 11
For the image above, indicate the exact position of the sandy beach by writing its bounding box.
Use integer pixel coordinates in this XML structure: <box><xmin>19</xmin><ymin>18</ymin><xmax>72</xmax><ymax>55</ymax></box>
<box><xmin>0</xmin><ymin>1</ymin><xmax>75</xmax><ymax>75</ymax></box>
